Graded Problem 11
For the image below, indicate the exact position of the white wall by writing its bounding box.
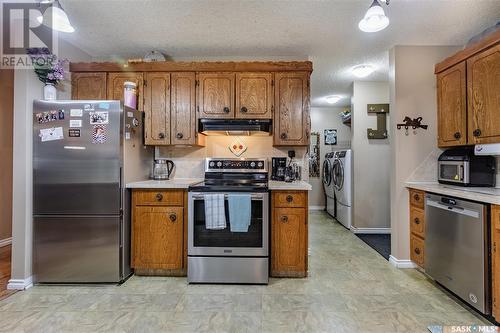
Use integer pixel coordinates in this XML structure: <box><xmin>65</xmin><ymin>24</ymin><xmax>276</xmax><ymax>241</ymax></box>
<box><xmin>309</xmin><ymin>106</ymin><xmax>351</xmax><ymax>208</ymax></box>
<box><xmin>9</xmin><ymin>39</ymin><xmax>91</xmax><ymax>288</ymax></box>
<box><xmin>351</xmin><ymin>81</ymin><xmax>391</xmax><ymax>230</ymax></box>
<box><xmin>389</xmin><ymin>45</ymin><xmax>460</xmax><ymax>263</ymax></box>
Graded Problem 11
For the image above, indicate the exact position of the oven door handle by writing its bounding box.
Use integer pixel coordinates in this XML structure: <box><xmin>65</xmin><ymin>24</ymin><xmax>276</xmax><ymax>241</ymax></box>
<box><xmin>191</xmin><ymin>194</ymin><xmax>265</xmax><ymax>200</ymax></box>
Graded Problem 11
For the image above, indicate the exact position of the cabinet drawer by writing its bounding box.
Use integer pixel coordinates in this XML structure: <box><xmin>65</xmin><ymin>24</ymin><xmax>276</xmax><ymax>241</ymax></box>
<box><xmin>273</xmin><ymin>191</ymin><xmax>307</xmax><ymax>208</ymax></box>
<box><xmin>410</xmin><ymin>207</ymin><xmax>425</xmax><ymax>238</ymax></box>
<box><xmin>133</xmin><ymin>190</ymin><xmax>184</xmax><ymax>206</ymax></box>
<box><xmin>410</xmin><ymin>234</ymin><xmax>424</xmax><ymax>267</ymax></box>
<box><xmin>409</xmin><ymin>189</ymin><xmax>425</xmax><ymax>209</ymax></box>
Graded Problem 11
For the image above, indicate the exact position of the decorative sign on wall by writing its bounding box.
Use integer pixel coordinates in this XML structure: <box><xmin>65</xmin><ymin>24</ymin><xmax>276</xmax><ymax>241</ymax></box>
<box><xmin>324</xmin><ymin>129</ymin><xmax>338</xmax><ymax>145</ymax></box>
<box><xmin>228</xmin><ymin>137</ymin><xmax>248</xmax><ymax>157</ymax></box>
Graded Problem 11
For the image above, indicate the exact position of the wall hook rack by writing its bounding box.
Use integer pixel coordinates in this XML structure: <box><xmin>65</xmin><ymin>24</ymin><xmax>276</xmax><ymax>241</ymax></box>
<box><xmin>397</xmin><ymin>117</ymin><xmax>428</xmax><ymax>135</ymax></box>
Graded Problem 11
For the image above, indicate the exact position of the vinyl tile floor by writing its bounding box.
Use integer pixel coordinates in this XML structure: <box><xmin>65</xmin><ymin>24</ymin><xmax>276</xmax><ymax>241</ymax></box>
<box><xmin>0</xmin><ymin>211</ymin><xmax>493</xmax><ymax>332</ymax></box>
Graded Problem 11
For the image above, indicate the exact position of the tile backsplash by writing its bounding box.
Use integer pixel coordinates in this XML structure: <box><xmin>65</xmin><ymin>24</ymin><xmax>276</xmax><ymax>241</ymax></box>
<box><xmin>156</xmin><ymin>135</ymin><xmax>309</xmax><ymax>180</ymax></box>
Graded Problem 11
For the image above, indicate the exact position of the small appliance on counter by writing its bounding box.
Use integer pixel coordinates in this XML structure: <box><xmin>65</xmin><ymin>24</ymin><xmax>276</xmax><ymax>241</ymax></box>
<box><xmin>152</xmin><ymin>158</ymin><xmax>174</xmax><ymax>180</ymax></box>
<box><xmin>438</xmin><ymin>147</ymin><xmax>496</xmax><ymax>187</ymax></box>
<box><xmin>271</xmin><ymin>157</ymin><xmax>287</xmax><ymax>181</ymax></box>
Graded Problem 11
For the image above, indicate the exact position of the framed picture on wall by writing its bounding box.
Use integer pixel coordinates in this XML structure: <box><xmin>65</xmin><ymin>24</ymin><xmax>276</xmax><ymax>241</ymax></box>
<box><xmin>324</xmin><ymin>129</ymin><xmax>337</xmax><ymax>145</ymax></box>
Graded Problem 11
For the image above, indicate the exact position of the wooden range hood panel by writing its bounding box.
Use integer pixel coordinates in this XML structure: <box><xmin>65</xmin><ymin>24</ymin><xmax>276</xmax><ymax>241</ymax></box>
<box><xmin>70</xmin><ymin>61</ymin><xmax>313</xmax><ymax>73</ymax></box>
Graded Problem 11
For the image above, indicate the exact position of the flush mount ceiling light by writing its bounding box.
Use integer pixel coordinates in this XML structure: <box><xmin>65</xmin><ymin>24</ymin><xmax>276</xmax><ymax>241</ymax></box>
<box><xmin>352</xmin><ymin>64</ymin><xmax>375</xmax><ymax>78</ymax></box>
<box><xmin>37</xmin><ymin>0</ymin><xmax>75</xmax><ymax>33</ymax></box>
<box><xmin>325</xmin><ymin>95</ymin><xmax>342</xmax><ymax>104</ymax></box>
<box><xmin>358</xmin><ymin>0</ymin><xmax>390</xmax><ymax>33</ymax></box>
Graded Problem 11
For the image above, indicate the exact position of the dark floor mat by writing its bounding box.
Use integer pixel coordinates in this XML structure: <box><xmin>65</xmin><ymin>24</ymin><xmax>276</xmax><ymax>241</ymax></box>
<box><xmin>356</xmin><ymin>234</ymin><xmax>391</xmax><ymax>260</ymax></box>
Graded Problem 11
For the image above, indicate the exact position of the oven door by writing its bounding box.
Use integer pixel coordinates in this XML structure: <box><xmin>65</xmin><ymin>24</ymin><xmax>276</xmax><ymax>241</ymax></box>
<box><xmin>188</xmin><ymin>192</ymin><xmax>269</xmax><ymax>257</ymax></box>
<box><xmin>438</xmin><ymin>161</ymin><xmax>469</xmax><ymax>184</ymax></box>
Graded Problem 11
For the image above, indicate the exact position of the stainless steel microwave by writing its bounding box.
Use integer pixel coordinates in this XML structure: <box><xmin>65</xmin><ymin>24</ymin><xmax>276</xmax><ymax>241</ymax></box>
<box><xmin>438</xmin><ymin>148</ymin><xmax>496</xmax><ymax>187</ymax></box>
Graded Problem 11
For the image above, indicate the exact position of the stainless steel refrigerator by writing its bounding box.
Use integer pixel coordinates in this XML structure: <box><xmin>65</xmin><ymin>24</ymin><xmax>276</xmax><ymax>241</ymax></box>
<box><xmin>33</xmin><ymin>100</ymin><xmax>151</xmax><ymax>283</ymax></box>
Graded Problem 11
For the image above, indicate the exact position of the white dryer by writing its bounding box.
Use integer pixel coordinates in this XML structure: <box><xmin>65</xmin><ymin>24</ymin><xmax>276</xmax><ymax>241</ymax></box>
<box><xmin>322</xmin><ymin>152</ymin><xmax>336</xmax><ymax>217</ymax></box>
<box><xmin>332</xmin><ymin>150</ymin><xmax>353</xmax><ymax>229</ymax></box>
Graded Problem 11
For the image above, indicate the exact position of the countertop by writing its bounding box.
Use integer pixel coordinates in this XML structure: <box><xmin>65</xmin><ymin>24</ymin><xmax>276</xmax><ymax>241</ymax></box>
<box><xmin>126</xmin><ymin>178</ymin><xmax>203</xmax><ymax>189</ymax></box>
<box><xmin>405</xmin><ymin>181</ymin><xmax>500</xmax><ymax>205</ymax></box>
<box><xmin>268</xmin><ymin>180</ymin><xmax>312</xmax><ymax>191</ymax></box>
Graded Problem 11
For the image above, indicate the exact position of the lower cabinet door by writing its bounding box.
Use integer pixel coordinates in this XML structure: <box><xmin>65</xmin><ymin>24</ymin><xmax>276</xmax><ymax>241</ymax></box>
<box><xmin>271</xmin><ymin>207</ymin><xmax>306</xmax><ymax>276</ymax></box>
<box><xmin>410</xmin><ymin>234</ymin><xmax>424</xmax><ymax>267</ymax></box>
<box><xmin>132</xmin><ymin>206</ymin><xmax>183</xmax><ymax>270</ymax></box>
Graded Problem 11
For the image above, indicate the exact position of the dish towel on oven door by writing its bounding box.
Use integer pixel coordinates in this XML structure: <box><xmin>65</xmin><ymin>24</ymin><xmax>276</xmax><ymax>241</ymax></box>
<box><xmin>204</xmin><ymin>194</ymin><xmax>227</xmax><ymax>230</ymax></box>
<box><xmin>228</xmin><ymin>194</ymin><xmax>251</xmax><ymax>232</ymax></box>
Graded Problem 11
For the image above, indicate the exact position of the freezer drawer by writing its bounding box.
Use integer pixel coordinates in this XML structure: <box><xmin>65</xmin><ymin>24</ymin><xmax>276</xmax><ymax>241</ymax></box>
<box><xmin>33</xmin><ymin>216</ymin><xmax>122</xmax><ymax>283</ymax></box>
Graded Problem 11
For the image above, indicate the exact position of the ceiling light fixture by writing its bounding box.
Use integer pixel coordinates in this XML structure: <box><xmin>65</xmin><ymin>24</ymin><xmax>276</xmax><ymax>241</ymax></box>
<box><xmin>37</xmin><ymin>0</ymin><xmax>75</xmax><ymax>33</ymax></box>
<box><xmin>325</xmin><ymin>95</ymin><xmax>342</xmax><ymax>104</ymax></box>
<box><xmin>358</xmin><ymin>0</ymin><xmax>390</xmax><ymax>33</ymax></box>
<box><xmin>352</xmin><ymin>64</ymin><xmax>375</xmax><ymax>78</ymax></box>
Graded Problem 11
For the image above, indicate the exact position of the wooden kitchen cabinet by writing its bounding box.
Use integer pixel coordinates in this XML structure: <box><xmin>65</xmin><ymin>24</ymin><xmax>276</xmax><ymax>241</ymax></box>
<box><xmin>408</xmin><ymin>188</ymin><xmax>425</xmax><ymax>268</ymax></box>
<box><xmin>491</xmin><ymin>205</ymin><xmax>500</xmax><ymax>320</ymax></box>
<box><xmin>131</xmin><ymin>189</ymin><xmax>188</xmax><ymax>275</ymax></box>
<box><xmin>197</xmin><ymin>73</ymin><xmax>235</xmax><ymax>118</ymax></box>
<box><xmin>107</xmin><ymin>72</ymin><xmax>144</xmax><ymax>111</ymax></box>
<box><xmin>271</xmin><ymin>191</ymin><xmax>308</xmax><ymax>277</ymax></box>
<box><xmin>273</xmin><ymin>72</ymin><xmax>310</xmax><ymax>146</ymax></box>
<box><xmin>467</xmin><ymin>44</ymin><xmax>500</xmax><ymax>144</ymax></box>
<box><xmin>437</xmin><ymin>62</ymin><xmax>467</xmax><ymax>147</ymax></box>
<box><xmin>133</xmin><ymin>206</ymin><xmax>183</xmax><ymax>270</ymax></box>
<box><xmin>143</xmin><ymin>72</ymin><xmax>171</xmax><ymax>145</ymax></box>
<box><xmin>435</xmin><ymin>32</ymin><xmax>500</xmax><ymax>146</ymax></box>
<box><xmin>71</xmin><ymin>72</ymin><xmax>107</xmax><ymax>100</ymax></box>
<box><xmin>235</xmin><ymin>73</ymin><xmax>273</xmax><ymax>119</ymax></box>
<box><xmin>171</xmin><ymin>72</ymin><xmax>203</xmax><ymax>145</ymax></box>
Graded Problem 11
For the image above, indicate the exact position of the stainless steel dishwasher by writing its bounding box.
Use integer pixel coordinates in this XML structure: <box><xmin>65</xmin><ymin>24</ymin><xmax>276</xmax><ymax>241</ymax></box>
<box><xmin>425</xmin><ymin>193</ymin><xmax>489</xmax><ymax>314</ymax></box>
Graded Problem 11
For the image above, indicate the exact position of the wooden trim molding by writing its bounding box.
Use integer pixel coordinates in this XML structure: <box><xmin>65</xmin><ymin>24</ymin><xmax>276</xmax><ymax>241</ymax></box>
<box><xmin>70</xmin><ymin>61</ymin><xmax>313</xmax><ymax>73</ymax></box>
<box><xmin>435</xmin><ymin>29</ymin><xmax>500</xmax><ymax>74</ymax></box>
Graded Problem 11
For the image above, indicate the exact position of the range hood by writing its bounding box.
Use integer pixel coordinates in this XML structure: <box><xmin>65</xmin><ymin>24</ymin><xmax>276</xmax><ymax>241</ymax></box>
<box><xmin>198</xmin><ymin>119</ymin><xmax>272</xmax><ymax>136</ymax></box>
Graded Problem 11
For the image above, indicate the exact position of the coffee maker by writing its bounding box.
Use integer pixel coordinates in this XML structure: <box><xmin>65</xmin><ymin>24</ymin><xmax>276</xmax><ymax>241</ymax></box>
<box><xmin>271</xmin><ymin>157</ymin><xmax>287</xmax><ymax>181</ymax></box>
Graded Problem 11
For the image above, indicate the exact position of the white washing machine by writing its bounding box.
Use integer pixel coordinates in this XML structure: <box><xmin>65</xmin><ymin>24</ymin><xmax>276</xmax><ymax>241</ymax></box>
<box><xmin>322</xmin><ymin>152</ymin><xmax>336</xmax><ymax>217</ymax></box>
<box><xmin>332</xmin><ymin>149</ymin><xmax>353</xmax><ymax>229</ymax></box>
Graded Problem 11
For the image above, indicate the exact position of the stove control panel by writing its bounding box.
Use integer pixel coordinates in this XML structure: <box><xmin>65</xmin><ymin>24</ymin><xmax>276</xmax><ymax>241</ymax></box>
<box><xmin>206</xmin><ymin>159</ymin><xmax>267</xmax><ymax>172</ymax></box>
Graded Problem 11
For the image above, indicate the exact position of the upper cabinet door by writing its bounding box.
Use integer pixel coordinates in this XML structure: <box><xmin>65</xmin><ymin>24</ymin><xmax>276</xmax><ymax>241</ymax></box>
<box><xmin>171</xmin><ymin>73</ymin><xmax>196</xmax><ymax>145</ymax></box>
<box><xmin>144</xmin><ymin>73</ymin><xmax>171</xmax><ymax>145</ymax></box>
<box><xmin>274</xmin><ymin>72</ymin><xmax>310</xmax><ymax>146</ymax></box>
<box><xmin>71</xmin><ymin>72</ymin><xmax>107</xmax><ymax>100</ymax></box>
<box><xmin>107</xmin><ymin>72</ymin><xmax>144</xmax><ymax>111</ymax></box>
<box><xmin>437</xmin><ymin>62</ymin><xmax>467</xmax><ymax>147</ymax></box>
<box><xmin>197</xmin><ymin>73</ymin><xmax>235</xmax><ymax>118</ymax></box>
<box><xmin>467</xmin><ymin>44</ymin><xmax>500</xmax><ymax>144</ymax></box>
<box><xmin>235</xmin><ymin>73</ymin><xmax>273</xmax><ymax>119</ymax></box>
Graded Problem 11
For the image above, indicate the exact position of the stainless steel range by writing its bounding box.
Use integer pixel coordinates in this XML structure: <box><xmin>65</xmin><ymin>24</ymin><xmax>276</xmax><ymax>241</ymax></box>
<box><xmin>188</xmin><ymin>158</ymin><xmax>269</xmax><ymax>284</ymax></box>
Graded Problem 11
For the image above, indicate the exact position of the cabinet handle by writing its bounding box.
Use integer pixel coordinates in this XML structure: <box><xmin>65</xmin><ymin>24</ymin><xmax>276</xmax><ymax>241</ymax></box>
<box><xmin>156</xmin><ymin>193</ymin><xmax>163</xmax><ymax>201</ymax></box>
<box><xmin>223</xmin><ymin>107</ymin><xmax>230</xmax><ymax>113</ymax></box>
<box><xmin>281</xmin><ymin>216</ymin><xmax>288</xmax><ymax>223</ymax></box>
<box><xmin>169</xmin><ymin>213</ymin><xmax>177</xmax><ymax>222</ymax></box>
<box><xmin>454</xmin><ymin>132</ymin><xmax>461</xmax><ymax>139</ymax></box>
<box><xmin>413</xmin><ymin>194</ymin><xmax>420</xmax><ymax>201</ymax></box>
<box><xmin>158</xmin><ymin>132</ymin><xmax>165</xmax><ymax>139</ymax></box>
<box><xmin>240</xmin><ymin>107</ymin><xmax>248</xmax><ymax>113</ymax></box>
<box><xmin>176</xmin><ymin>133</ymin><xmax>183</xmax><ymax>139</ymax></box>
<box><xmin>473</xmin><ymin>129</ymin><xmax>481</xmax><ymax>137</ymax></box>
<box><xmin>414</xmin><ymin>248</ymin><xmax>421</xmax><ymax>255</ymax></box>
<box><xmin>414</xmin><ymin>218</ymin><xmax>420</xmax><ymax>225</ymax></box>
<box><xmin>286</xmin><ymin>195</ymin><xmax>293</xmax><ymax>203</ymax></box>
<box><xmin>280</xmin><ymin>133</ymin><xmax>288</xmax><ymax>140</ymax></box>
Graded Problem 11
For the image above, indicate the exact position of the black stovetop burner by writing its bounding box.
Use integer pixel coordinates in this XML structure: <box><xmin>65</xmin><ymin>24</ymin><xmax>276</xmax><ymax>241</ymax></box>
<box><xmin>188</xmin><ymin>158</ymin><xmax>269</xmax><ymax>192</ymax></box>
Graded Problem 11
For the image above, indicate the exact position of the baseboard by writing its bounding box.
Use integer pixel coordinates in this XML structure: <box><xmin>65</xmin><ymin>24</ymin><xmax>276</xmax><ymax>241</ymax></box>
<box><xmin>7</xmin><ymin>276</ymin><xmax>33</xmax><ymax>290</ymax></box>
<box><xmin>389</xmin><ymin>255</ymin><xmax>417</xmax><ymax>269</ymax></box>
<box><xmin>308</xmin><ymin>206</ymin><xmax>325</xmax><ymax>211</ymax></box>
<box><xmin>0</xmin><ymin>237</ymin><xmax>11</xmax><ymax>247</ymax></box>
<box><xmin>350</xmin><ymin>226</ymin><xmax>391</xmax><ymax>234</ymax></box>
